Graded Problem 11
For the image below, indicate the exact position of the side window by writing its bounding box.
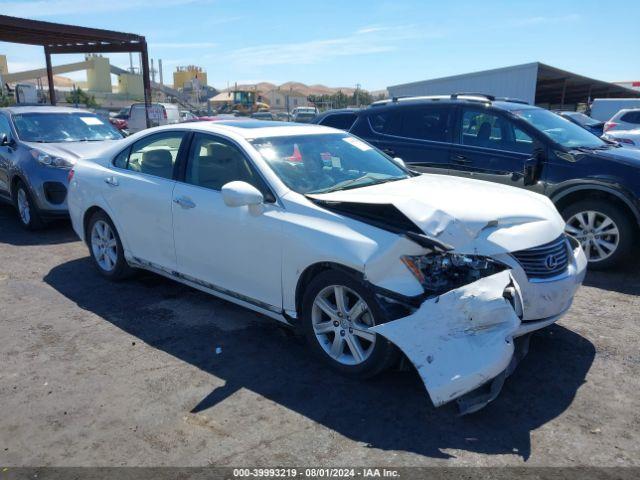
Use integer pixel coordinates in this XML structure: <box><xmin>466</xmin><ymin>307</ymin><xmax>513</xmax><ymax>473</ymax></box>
<box><xmin>368</xmin><ymin>110</ymin><xmax>402</xmax><ymax>135</ymax></box>
<box><xmin>397</xmin><ymin>106</ymin><xmax>450</xmax><ymax>142</ymax></box>
<box><xmin>459</xmin><ymin>109</ymin><xmax>532</xmax><ymax>154</ymax></box>
<box><xmin>185</xmin><ymin>133</ymin><xmax>272</xmax><ymax>199</ymax></box>
<box><xmin>621</xmin><ymin>111</ymin><xmax>640</xmax><ymax>124</ymax></box>
<box><xmin>0</xmin><ymin>115</ymin><xmax>12</xmax><ymax>139</ymax></box>
<box><xmin>319</xmin><ymin>113</ymin><xmax>357</xmax><ymax>130</ymax></box>
<box><xmin>124</xmin><ymin>132</ymin><xmax>185</xmax><ymax>179</ymax></box>
<box><xmin>113</xmin><ymin>148</ymin><xmax>130</xmax><ymax>169</ymax></box>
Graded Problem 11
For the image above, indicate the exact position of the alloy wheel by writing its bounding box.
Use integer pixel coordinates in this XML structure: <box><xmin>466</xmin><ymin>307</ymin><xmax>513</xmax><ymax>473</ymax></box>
<box><xmin>565</xmin><ymin>210</ymin><xmax>620</xmax><ymax>262</ymax></box>
<box><xmin>17</xmin><ymin>188</ymin><xmax>30</xmax><ymax>225</ymax></box>
<box><xmin>311</xmin><ymin>285</ymin><xmax>376</xmax><ymax>366</ymax></box>
<box><xmin>91</xmin><ymin>220</ymin><xmax>118</xmax><ymax>272</ymax></box>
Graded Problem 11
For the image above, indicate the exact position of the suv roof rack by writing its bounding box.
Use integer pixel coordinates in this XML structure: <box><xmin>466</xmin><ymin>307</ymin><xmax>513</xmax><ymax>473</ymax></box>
<box><xmin>450</xmin><ymin>92</ymin><xmax>495</xmax><ymax>101</ymax></box>
<box><xmin>494</xmin><ymin>97</ymin><xmax>529</xmax><ymax>105</ymax></box>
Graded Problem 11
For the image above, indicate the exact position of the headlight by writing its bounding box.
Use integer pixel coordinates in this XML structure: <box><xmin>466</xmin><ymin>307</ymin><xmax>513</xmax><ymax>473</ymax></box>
<box><xmin>401</xmin><ymin>253</ymin><xmax>506</xmax><ymax>295</ymax></box>
<box><xmin>31</xmin><ymin>149</ymin><xmax>74</xmax><ymax>169</ymax></box>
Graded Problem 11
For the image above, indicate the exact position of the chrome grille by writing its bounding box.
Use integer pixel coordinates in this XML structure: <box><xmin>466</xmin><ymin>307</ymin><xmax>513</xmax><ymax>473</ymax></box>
<box><xmin>512</xmin><ymin>235</ymin><xmax>569</xmax><ymax>279</ymax></box>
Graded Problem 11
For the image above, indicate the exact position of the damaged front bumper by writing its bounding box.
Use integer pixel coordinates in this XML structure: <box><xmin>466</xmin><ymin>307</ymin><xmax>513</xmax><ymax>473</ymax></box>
<box><xmin>371</xmin><ymin>270</ymin><xmax>532</xmax><ymax>414</ymax></box>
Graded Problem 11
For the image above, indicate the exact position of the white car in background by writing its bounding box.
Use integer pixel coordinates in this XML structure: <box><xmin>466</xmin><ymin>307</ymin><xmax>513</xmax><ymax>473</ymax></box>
<box><xmin>67</xmin><ymin>121</ymin><xmax>586</xmax><ymax>414</ymax></box>
<box><xmin>603</xmin><ymin>129</ymin><xmax>640</xmax><ymax>149</ymax></box>
<box><xmin>603</xmin><ymin>109</ymin><xmax>640</xmax><ymax>133</ymax></box>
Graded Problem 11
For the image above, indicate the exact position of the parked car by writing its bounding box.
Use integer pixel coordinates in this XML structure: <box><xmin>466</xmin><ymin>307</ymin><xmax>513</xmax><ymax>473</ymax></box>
<box><xmin>292</xmin><ymin>111</ymin><xmax>317</xmax><ymax>123</ymax></box>
<box><xmin>127</xmin><ymin>102</ymin><xmax>180</xmax><ymax>133</ymax></box>
<box><xmin>347</xmin><ymin>94</ymin><xmax>640</xmax><ymax>268</ymax></box>
<box><xmin>554</xmin><ymin>111</ymin><xmax>604</xmax><ymax>136</ymax></box>
<box><xmin>602</xmin><ymin>129</ymin><xmax>640</xmax><ymax>149</ymax></box>
<box><xmin>276</xmin><ymin>112</ymin><xmax>292</xmax><ymax>122</ymax></box>
<box><xmin>291</xmin><ymin>106</ymin><xmax>318</xmax><ymax>116</ymax></box>
<box><xmin>603</xmin><ymin>108</ymin><xmax>640</xmax><ymax>133</ymax></box>
<box><xmin>590</xmin><ymin>98</ymin><xmax>640</xmax><ymax>122</ymax></box>
<box><xmin>180</xmin><ymin>110</ymin><xmax>198</xmax><ymax>122</ymax></box>
<box><xmin>0</xmin><ymin>106</ymin><xmax>123</xmax><ymax>229</ymax></box>
<box><xmin>111</xmin><ymin>107</ymin><xmax>130</xmax><ymax>120</ymax></box>
<box><xmin>313</xmin><ymin>108</ymin><xmax>360</xmax><ymax>130</ymax></box>
<box><xmin>250</xmin><ymin>111</ymin><xmax>277</xmax><ymax>121</ymax></box>
<box><xmin>68</xmin><ymin>121</ymin><xmax>585</xmax><ymax>414</ymax></box>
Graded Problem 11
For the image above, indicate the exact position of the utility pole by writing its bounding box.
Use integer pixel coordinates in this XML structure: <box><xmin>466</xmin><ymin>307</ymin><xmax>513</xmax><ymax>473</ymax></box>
<box><xmin>355</xmin><ymin>83</ymin><xmax>361</xmax><ymax>107</ymax></box>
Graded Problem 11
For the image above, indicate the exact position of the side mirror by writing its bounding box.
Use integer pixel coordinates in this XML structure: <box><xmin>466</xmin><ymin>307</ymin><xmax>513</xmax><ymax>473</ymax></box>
<box><xmin>523</xmin><ymin>156</ymin><xmax>539</xmax><ymax>186</ymax></box>
<box><xmin>0</xmin><ymin>134</ymin><xmax>11</xmax><ymax>147</ymax></box>
<box><xmin>222</xmin><ymin>181</ymin><xmax>264</xmax><ymax>209</ymax></box>
<box><xmin>392</xmin><ymin>157</ymin><xmax>406</xmax><ymax>168</ymax></box>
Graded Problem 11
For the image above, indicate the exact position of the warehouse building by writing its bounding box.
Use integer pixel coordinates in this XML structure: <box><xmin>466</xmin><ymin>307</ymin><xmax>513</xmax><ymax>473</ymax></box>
<box><xmin>387</xmin><ymin>62</ymin><xmax>640</xmax><ymax>109</ymax></box>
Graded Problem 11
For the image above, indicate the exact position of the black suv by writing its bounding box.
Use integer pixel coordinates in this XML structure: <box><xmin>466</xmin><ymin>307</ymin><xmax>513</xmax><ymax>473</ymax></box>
<box><xmin>346</xmin><ymin>94</ymin><xmax>640</xmax><ymax>269</ymax></box>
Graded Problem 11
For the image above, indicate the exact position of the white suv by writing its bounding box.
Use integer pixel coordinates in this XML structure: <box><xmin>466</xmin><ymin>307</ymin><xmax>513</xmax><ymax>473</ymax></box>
<box><xmin>604</xmin><ymin>108</ymin><xmax>640</xmax><ymax>133</ymax></box>
<box><xmin>67</xmin><ymin>121</ymin><xmax>586</xmax><ymax>414</ymax></box>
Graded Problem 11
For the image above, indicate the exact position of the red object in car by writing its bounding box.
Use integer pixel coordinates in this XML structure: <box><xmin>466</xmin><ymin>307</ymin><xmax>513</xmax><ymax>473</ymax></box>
<box><xmin>604</xmin><ymin>121</ymin><xmax>618</xmax><ymax>132</ymax></box>
<box><xmin>109</xmin><ymin>118</ymin><xmax>128</xmax><ymax>131</ymax></box>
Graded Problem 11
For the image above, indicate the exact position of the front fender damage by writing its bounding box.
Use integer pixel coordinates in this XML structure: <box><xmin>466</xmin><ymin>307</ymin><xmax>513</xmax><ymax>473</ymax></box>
<box><xmin>371</xmin><ymin>270</ymin><xmax>524</xmax><ymax>414</ymax></box>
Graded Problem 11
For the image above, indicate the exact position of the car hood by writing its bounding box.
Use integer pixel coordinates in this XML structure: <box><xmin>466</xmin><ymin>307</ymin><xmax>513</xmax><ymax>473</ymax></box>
<box><xmin>309</xmin><ymin>174</ymin><xmax>566</xmax><ymax>255</ymax></box>
<box><xmin>584</xmin><ymin>144</ymin><xmax>640</xmax><ymax>166</ymax></box>
<box><xmin>23</xmin><ymin>140</ymin><xmax>119</xmax><ymax>164</ymax></box>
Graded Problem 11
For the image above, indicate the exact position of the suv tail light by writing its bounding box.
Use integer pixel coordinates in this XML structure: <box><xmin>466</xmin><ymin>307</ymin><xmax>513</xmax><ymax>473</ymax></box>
<box><xmin>67</xmin><ymin>169</ymin><xmax>75</xmax><ymax>183</ymax></box>
<box><xmin>604</xmin><ymin>121</ymin><xmax>618</xmax><ymax>132</ymax></box>
<box><xmin>163</xmin><ymin>108</ymin><xmax>168</xmax><ymax>120</ymax></box>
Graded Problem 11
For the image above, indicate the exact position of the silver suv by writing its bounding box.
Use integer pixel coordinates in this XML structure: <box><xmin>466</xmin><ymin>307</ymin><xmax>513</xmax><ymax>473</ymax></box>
<box><xmin>0</xmin><ymin>106</ymin><xmax>122</xmax><ymax>229</ymax></box>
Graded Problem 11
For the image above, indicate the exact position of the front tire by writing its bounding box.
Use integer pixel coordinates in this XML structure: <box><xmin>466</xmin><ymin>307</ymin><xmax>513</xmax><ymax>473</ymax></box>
<box><xmin>301</xmin><ymin>270</ymin><xmax>396</xmax><ymax>378</ymax></box>
<box><xmin>13</xmin><ymin>181</ymin><xmax>44</xmax><ymax>230</ymax></box>
<box><xmin>87</xmin><ymin>211</ymin><xmax>133</xmax><ymax>280</ymax></box>
<box><xmin>562</xmin><ymin>199</ymin><xmax>635</xmax><ymax>270</ymax></box>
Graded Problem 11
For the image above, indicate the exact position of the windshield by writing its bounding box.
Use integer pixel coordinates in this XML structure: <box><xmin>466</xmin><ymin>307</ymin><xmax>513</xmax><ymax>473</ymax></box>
<box><xmin>250</xmin><ymin>133</ymin><xmax>410</xmax><ymax>194</ymax></box>
<box><xmin>514</xmin><ymin>108</ymin><xmax>606</xmax><ymax>149</ymax></box>
<box><xmin>13</xmin><ymin>112</ymin><xmax>123</xmax><ymax>143</ymax></box>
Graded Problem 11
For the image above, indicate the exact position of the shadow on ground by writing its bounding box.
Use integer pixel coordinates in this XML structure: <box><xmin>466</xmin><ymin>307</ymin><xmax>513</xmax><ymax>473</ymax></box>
<box><xmin>44</xmin><ymin>256</ymin><xmax>596</xmax><ymax>461</ymax></box>
<box><xmin>583</xmin><ymin>247</ymin><xmax>640</xmax><ymax>296</ymax></box>
<box><xmin>0</xmin><ymin>203</ymin><xmax>77</xmax><ymax>246</ymax></box>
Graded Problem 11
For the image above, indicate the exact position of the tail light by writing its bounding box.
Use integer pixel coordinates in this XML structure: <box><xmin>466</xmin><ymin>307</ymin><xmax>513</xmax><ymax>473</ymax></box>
<box><xmin>163</xmin><ymin>108</ymin><xmax>168</xmax><ymax>119</ymax></box>
<box><xmin>604</xmin><ymin>121</ymin><xmax>618</xmax><ymax>132</ymax></box>
<box><xmin>67</xmin><ymin>169</ymin><xmax>75</xmax><ymax>183</ymax></box>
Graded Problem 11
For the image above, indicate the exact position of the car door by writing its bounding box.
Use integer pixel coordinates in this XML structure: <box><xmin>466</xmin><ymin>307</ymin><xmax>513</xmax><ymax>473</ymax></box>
<box><xmin>172</xmin><ymin>132</ymin><xmax>283</xmax><ymax>312</ymax></box>
<box><xmin>102</xmin><ymin>130</ymin><xmax>187</xmax><ymax>272</ymax></box>
<box><xmin>449</xmin><ymin>106</ymin><xmax>541</xmax><ymax>191</ymax></box>
<box><xmin>0</xmin><ymin>113</ymin><xmax>14</xmax><ymax>196</ymax></box>
<box><xmin>363</xmin><ymin>105</ymin><xmax>452</xmax><ymax>175</ymax></box>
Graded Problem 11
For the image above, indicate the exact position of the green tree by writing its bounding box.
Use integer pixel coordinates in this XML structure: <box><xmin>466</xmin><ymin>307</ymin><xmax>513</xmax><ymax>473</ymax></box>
<box><xmin>65</xmin><ymin>87</ymin><xmax>100</xmax><ymax>108</ymax></box>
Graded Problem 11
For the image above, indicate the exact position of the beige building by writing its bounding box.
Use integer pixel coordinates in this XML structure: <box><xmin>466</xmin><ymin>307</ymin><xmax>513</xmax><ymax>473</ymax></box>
<box><xmin>263</xmin><ymin>88</ymin><xmax>308</xmax><ymax>111</ymax></box>
<box><xmin>0</xmin><ymin>55</ymin><xmax>8</xmax><ymax>76</ymax></box>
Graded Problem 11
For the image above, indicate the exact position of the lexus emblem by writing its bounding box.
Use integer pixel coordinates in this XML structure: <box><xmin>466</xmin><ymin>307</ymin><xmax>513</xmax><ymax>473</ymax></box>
<box><xmin>545</xmin><ymin>254</ymin><xmax>559</xmax><ymax>270</ymax></box>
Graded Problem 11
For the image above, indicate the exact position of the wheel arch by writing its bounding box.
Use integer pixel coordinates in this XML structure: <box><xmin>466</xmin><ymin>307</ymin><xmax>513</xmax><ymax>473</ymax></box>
<box><xmin>82</xmin><ymin>205</ymin><xmax>109</xmax><ymax>246</ymax></box>
<box><xmin>551</xmin><ymin>184</ymin><xmax>640</xmax><ymax>229</ymax></box>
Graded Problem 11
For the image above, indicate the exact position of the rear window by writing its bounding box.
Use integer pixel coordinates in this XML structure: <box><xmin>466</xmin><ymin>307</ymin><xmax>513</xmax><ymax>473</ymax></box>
<box><xmin>318</xmin><ymin>113</ymin><xmax>357</xmax><ymax>130</ymax></box>
<box><xmin>368</xmin><ymin>106</ymin><xmax>450</xmax><ymax>142</ymax></box>
<box><xmin>620</xmin><ymin>111</ymin><xmax>640</xmax><ymax>124</ymax></box>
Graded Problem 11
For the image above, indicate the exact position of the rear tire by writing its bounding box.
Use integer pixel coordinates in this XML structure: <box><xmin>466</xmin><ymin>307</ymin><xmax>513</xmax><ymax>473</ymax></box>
<box><xmin>13</xmin><ymin>181</ymin><xmax>44</xmax><ymax>231</ymax></box>
<box><xmin>562</xmin><ymin>199</ymin><xmax>635</xmax><ymax>270</ymax></box>
<box><xmin>301</xmin><ymin>269</ymin><xmax>396</xmax><ymax>378</ymax></box>
<box><xmin>87</xmin><ymin>211</ymin><xmax>134</xmax><ymax>280</ymax></box>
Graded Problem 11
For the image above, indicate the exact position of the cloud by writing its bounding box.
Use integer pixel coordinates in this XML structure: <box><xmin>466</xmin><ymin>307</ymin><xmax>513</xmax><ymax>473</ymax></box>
<box><xmin>151</xmin><ymin>42</ymin><xmax>217</xmax><ymax>49</ymax></box>
<box><xmin>509</xmin><ymin>13</ymin><xmax>581</xmax><ymax>27</ymax></box>
<box><xmin>0</xmin><ymin>0</ymin><xmax>206</xmax><ymax>17</ymax></box>
<box><xmin>223</xmin><ymin>25</ymin><xmax>443</xmax><ymax>68</ymax></box>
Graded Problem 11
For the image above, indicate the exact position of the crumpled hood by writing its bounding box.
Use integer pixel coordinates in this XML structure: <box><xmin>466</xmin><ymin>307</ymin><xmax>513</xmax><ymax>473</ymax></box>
<box><xmin>588</xmin><ymin>145</ymin><xmax>640</xmax><ymax>166</ymax></box>
<box><xmin>23</xmin><ymin>140</ymin><xmax>120</xmax><ymax>164</ymax></box>
<box><xmin>310</xmin><ymin>174</ymin><xmax>566</xmax><ymax>255</ymax></box>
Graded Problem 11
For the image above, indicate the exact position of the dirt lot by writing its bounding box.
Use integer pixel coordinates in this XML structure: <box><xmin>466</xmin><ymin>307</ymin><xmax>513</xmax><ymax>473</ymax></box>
<box><xmin>0</xmin><ymin>201</ymin><xmax>639</xmax><ymax>467</ymax></box>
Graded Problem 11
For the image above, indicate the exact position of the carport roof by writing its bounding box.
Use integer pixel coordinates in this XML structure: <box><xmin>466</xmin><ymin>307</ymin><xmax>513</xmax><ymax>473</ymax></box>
<box><xmin>0</xmin><ymin>14</ymin><xmax>146</xmax><ymax>54</ymax></box>
<box><xmin>535</xmin><ymin>62</ymin><xmax>640</xmax><ymax>104</ymax></box>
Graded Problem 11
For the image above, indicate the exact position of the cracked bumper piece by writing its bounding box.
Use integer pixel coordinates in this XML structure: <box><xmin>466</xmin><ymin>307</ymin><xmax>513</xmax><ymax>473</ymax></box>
<box><xmin>371</xmin><ymin>270</ymin><xmax>523</xmax><ymax>412</ymax></box>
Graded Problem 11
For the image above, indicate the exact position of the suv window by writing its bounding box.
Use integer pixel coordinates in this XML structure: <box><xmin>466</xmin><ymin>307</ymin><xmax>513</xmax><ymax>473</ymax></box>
<box><xmin>319</xmin><ymin>113</ymin><xmax>357</xmax><ymax>130</ymax></box>
<box><xmin>459</xmin><ymin>108</ymin><xmax>533</xmax><ymax>154</ymax></box>
<box><xmin>117</xmin><ymin>131</ymin><xmax>185</xmax><ymax>179</ymax></box>
<box><xmin>620</xmin><ymin>111</ymin><xmax>640</xmax><ymax>124</ymax></box>
<box><xmin>397</xmin><ymin>106</ymin><xmax>450</xmax><ymax>141</ymax></box>
<box><xmin>185</xmin><ymin>133</ymin><xmax>271</xmax><ymax>198</ymax></box>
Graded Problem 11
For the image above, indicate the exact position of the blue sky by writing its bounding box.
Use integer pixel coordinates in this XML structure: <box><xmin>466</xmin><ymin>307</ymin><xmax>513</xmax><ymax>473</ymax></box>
<box><xmin>1</xmin><ymin>0</ymin><xmax>638</xmax><ymax>90</ymax></box>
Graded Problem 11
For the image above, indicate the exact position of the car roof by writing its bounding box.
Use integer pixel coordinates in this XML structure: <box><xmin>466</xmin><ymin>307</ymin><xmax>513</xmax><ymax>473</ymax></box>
<box><xmin>2</xmin><ymin>105</ymin><xmax>94</xmax><ymax>114</ymax></box>
<box><xmin>148</xmin><ymin>120</ymin><xmax>339</xmax><ymax>139</ymax></box>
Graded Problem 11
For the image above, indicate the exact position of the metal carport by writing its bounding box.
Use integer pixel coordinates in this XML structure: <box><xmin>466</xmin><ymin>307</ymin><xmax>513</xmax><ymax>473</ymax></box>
<box><xmin>0</xmin><ymin>14</ymin><xmax>152</xmax><ymax>126</ymax></box>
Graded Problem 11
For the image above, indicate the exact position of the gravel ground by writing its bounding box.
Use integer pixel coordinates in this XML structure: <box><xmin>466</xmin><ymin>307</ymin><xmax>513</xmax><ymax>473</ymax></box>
<box><xmin>0</xmin><ymin>202</ymin><xmax>639</xmax><ymax>467</ymax></box>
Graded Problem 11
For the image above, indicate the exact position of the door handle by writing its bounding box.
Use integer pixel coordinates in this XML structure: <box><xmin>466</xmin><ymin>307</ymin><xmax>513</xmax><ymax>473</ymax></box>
<box><xmin>104</xmin><ymin>176</ymin><xmax>119</xmax><ymax>186</ymax></box>
<box><xmin>173</xmin><ymin>196</ymin><xmax>196</xmax><ymax>209</ymax></box>
<box><xmin>452</xmin><ymin>154</ymin><xmax>472</xmax><ymax>164</ymax></box>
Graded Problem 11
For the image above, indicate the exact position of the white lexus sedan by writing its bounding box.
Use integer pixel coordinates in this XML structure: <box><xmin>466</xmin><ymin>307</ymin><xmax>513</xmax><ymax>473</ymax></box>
<box><xmin>68</xmin><ymin>121</ymin><xmax>587</xmax><ymax>414</ymax></box>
